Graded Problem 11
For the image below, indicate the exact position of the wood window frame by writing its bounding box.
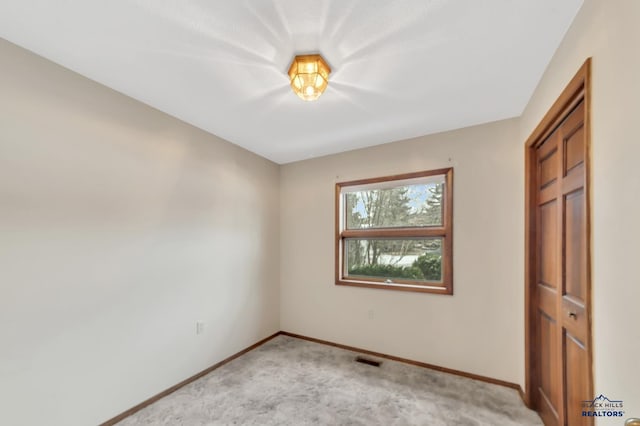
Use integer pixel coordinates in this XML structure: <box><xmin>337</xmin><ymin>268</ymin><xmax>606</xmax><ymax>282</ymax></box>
<box><xmin>335</xmin><ymin>168</ymin><xmax>453</xmax><ymax>295</ymax></box>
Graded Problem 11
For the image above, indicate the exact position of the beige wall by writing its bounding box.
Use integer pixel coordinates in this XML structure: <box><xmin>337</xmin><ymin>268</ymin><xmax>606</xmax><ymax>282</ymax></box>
<box><xmin>280</xmin><ymin>118</ymin><xmax>526</xmax><ymax>386</ymax></box>
<box><xmin>0</xmin><ymin>38</ymin><xmax>280</xmax><ymax>426</ymax></box>
<box><xmin>520</xmin><ymin>0</ymin><xmax>640</xmax><ymax>422</ymax></box>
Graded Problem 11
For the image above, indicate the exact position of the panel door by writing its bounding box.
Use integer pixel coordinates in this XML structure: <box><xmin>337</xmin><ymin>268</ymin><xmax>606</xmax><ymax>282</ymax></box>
<box><xmin>559</xmin><ymin>102</ymin><xmax>592</xmax><ymax>426</ymax></box>
<box><xmin>535</xmin><ymin>101</ymin><xmax>592</xmax><ymax>426</ymax></box>
<box><xmin>536</xmin><ymin>128</ymin><xmax>562</xmax><ymax>426</ymax></box>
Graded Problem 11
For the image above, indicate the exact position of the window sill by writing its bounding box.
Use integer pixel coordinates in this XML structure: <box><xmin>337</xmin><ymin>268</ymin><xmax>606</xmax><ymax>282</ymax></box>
<box><xmin>335</xmin><ymin>279</ymin><xmax>452</xmax><ymax>295</ymax></box>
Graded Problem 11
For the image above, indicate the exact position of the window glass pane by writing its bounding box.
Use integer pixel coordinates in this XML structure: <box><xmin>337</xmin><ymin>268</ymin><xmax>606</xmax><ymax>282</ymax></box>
<box><xmin>344</xmin><ymin>178</ymin><xmax>444</xmax><ymax>229</ymax></box>
<box><xmin>345</xmin><ymin>238</ymin><xmax>443</xmax><ymax>283</ymax></box>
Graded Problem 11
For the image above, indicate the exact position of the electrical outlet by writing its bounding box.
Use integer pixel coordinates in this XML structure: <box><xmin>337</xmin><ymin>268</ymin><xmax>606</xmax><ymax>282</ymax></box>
<box><xmin>196</xmin><ymin>321</ymin><xmax>205</xmax><ymax>335</ymax></box>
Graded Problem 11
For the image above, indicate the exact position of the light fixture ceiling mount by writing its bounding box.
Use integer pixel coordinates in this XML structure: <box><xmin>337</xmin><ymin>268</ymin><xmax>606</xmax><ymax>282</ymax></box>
<box><xmin>287</xmin><ymin>54</ymin><xmax>331</xmax><ymax>101</ymax></box>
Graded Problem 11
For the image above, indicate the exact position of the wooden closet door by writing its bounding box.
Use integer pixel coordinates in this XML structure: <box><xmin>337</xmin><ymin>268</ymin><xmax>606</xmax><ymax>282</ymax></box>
<box><xmin>535</xmin><ymin>100</ymin><xmax>592</xmax><ymax>426</ymax></box>
<box><xmin>536</xmin><ymin>123</ymin><xmax>563</xmax><ymax>426</ymax></box>
<box><xmin>558</xmin><ymin>102</ymin><xmax>591</xmax><ymax>426</ymax></box>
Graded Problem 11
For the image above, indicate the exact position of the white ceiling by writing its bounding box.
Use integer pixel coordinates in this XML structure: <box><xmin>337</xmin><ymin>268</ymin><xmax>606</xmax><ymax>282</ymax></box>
<box><xmin>0</xmin><ymin>1</ymin><xmax>582</xmax><ymax>164</ymax></box>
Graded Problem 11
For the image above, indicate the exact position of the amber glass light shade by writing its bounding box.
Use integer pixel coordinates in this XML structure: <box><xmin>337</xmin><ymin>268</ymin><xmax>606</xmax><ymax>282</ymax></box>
<box><xmin>287</xmin><ymin>54</ymin><xmax>331</xmax><ymax>101</ymax></box>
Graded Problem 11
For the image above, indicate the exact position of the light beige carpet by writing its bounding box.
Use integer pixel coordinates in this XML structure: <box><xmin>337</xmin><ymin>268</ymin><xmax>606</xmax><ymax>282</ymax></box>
<box><xmin>117</xmin><ymin>335</ymin><xmax>542</xmax><ymax>425</ymax></box>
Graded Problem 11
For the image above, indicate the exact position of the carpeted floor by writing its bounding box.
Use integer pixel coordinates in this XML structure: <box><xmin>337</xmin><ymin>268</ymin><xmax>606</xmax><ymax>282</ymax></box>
<box><xmin>117</xmin><ymin>335</ymin><xmax>542</xmax><ymax>425</ymax></box>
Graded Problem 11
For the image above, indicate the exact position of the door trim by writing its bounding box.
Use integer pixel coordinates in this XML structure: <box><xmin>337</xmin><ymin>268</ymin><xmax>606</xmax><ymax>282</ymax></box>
<box><xmin>523</xmin><ymin>58</ymin><xmax>593</xmax><ymax>410</ymax></box>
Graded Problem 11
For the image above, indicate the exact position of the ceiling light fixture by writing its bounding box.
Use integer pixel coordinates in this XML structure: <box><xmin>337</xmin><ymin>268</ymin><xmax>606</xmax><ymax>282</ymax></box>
<box><xmin>287</xmin><ymin>54</ymin><xmax>331</xmax><ymax>101</ymax></box>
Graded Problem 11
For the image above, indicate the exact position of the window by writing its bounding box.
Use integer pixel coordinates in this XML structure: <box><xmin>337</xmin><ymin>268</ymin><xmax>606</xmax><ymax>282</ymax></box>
<box><xmin>335</xmin><ymin>168</ymin><xmax>453</xmax><ymax>294</ymax></box>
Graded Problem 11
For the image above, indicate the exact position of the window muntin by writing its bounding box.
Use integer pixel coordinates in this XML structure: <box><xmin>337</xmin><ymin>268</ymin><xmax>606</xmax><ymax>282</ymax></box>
<box><xmin>336</xmin><ymin>169</ymin><xmax>453</xmax><ymax>294</ymax></box>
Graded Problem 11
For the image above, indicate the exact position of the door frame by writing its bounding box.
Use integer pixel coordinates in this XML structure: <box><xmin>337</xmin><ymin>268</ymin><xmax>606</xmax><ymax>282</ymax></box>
<box><xmin>523</xmin><ymin>58</ymin><xmax>593</xmax><ymax>410</ymax></box>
